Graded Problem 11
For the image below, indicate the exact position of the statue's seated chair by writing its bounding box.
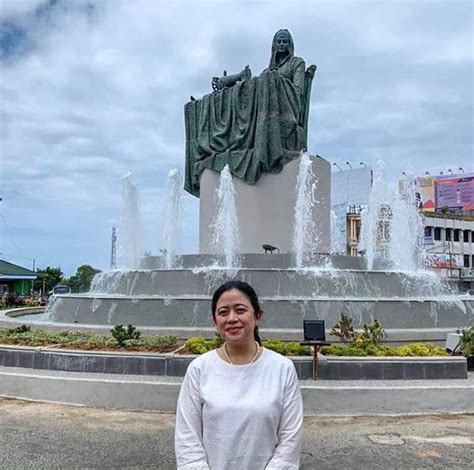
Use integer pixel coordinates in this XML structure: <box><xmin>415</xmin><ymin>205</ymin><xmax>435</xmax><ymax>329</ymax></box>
<box><xmin>299</xmin><ymin>65</ymin><xmax>317</xmax><ymax>149</ymax></box>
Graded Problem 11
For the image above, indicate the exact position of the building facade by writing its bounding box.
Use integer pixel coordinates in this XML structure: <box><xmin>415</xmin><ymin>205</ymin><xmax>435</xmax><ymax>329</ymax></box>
<box><xmin>422</xmin><ymin>212</ymin><xmax>474</xmax><ymax>282</ymax></box>
<box><xmin>0</xmin><ymin>259</ymin><xmax>37</xmax><ymax>296</ymax></box>
<box><xmin>343</xmin><ymin>209</ymin><xmax>474</xmax><ymax>286</ymax></box>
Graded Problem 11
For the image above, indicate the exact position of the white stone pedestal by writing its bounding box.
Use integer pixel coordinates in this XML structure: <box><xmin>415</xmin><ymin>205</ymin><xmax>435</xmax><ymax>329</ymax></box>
<box><xmin>199</xmin><ymin>154</ymin><xmax>331</xmax><ymax>254</ymax></box>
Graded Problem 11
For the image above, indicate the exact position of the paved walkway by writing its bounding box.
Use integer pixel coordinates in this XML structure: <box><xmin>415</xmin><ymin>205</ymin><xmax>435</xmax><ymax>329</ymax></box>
<box><xmin>2</xmin><ymin>366</ymin><xmax>473</xmax><ymax>415</ymax></box>
<box><xmin>1</xmin><ymin>398</ymin><xmax>473</xmax><ymax>469</ymax></box>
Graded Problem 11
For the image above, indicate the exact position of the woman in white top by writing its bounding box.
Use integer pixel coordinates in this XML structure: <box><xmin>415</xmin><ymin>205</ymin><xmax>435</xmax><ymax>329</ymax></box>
<box><xmin>175</xmin><ymin>280</ymin><xmax>303</xmax><ymax>470</ymax></box>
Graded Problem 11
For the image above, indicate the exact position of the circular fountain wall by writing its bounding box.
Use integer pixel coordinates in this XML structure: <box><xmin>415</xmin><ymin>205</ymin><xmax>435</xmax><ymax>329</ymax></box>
<box><xmin>34</xmin><ymin>254</ymin><xmax>473</xmax><ymax>342</ymax></box>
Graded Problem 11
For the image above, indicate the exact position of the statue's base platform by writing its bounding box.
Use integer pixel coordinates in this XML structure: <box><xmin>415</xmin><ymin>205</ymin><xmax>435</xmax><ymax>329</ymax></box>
<box><xmin>199</xmin><ymin>154</ymin><xmax>331</xmax><ymax>254</ymax></box>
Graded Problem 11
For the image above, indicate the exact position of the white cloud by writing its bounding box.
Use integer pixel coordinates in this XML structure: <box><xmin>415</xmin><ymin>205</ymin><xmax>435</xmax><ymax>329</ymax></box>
<box><xmin>0</xmin><ymin>0</ymin><xmax>44</xmax><ymax>20</ymax></box>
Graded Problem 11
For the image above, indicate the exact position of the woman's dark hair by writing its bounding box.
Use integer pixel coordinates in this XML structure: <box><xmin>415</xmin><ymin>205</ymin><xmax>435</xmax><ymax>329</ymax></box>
<box><xmin>211</xmin><ymin>280</ymin><xmax>263</xmax><ymax>345</ymax></box>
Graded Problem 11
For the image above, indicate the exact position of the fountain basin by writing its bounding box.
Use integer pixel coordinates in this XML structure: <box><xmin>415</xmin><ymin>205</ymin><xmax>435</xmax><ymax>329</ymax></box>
<box><xmin>44</xmin><ymin>294</ymin><xmax>473</xmax><ymax>331</ymax></box>
<box><xmin>90</xmin><ymin>268</ymin><xmax>452</xmax><ymax>298</ymax></box>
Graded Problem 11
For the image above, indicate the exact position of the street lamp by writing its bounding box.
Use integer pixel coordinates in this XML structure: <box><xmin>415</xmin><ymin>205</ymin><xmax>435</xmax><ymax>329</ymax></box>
<box><xmin>333</xmin><ymin>162</ymin><xmax>343</xmax><ymax>171</ymax></box>
<box><xmin>360</xmin><ymin>162</ymin><xmax>367</xmax><ymax>167</ymax></box>
<box><xmin>447</xmin><ymin>169</ymin><xmax>453</xmax><ymax>175</ymax></box>
<box><xmin>346</xmin><ymin>161</ymin><xmax>353</xmax><ymax>169</ymax></box>
<box><xmin>458</xmin><ymin>167</ymin><xmax>465</xmax><ymax>173</ymax></box>
<box><xmin>425</xmin><ymin>171</ymin><xmax>431</xmax><ymax>176</ymax></box>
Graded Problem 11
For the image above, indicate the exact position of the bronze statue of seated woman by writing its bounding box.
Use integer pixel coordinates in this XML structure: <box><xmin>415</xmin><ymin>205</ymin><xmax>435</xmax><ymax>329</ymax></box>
<box><xmin>184</xmin><ymin>29</ymin><xmax>317</xmax><ymax>197</ymax></box>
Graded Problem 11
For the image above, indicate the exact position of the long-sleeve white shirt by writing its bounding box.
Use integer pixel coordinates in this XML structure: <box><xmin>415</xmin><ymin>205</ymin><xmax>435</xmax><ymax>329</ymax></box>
<box><xmin>175</xmin><ymin>348</ymin><xmax>303</xmax><ymax>470</ymax></box>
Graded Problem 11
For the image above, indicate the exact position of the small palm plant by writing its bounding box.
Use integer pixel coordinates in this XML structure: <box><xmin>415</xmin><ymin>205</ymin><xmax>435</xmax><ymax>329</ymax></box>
<box><xmin>456</xmin><ymin>325</ymin><xmax>474</xmax><ymax>370</ymax></box>
<box><xmin>330</xmin><ymin>313</ymin><xmax>355</xmax><ymax>343</ymax></box>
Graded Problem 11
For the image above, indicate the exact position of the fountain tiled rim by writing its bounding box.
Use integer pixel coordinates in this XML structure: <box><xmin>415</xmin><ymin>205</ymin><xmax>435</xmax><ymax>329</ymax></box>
<box><xmin>0</xmin><ymin>345</ymin><xmax>467</xmax><ymax>380</ymax></box>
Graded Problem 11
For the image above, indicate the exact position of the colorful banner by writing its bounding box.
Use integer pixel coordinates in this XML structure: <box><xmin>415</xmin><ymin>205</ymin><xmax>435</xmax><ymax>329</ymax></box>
<box><xmin>425</xmin><ymin>253</ymin><xmax>464</xmax><ymax>269</ymax></box>
<box><xmin>398</xmin><ymin>173</ymin><xmax>473</xmax><ymax>211</ymax></box>
<box><xmin>434</xmin><ymin>175</ymin><xmax>473</xmax><ymax>210</ymax></box>
<box><xmin>416</xmin><ymin>176</ymin><xmax>436</xmax><ymax>211</ymax></box>
<box><xmin>398</xmin><ymin>176</ymin><xmax>435</xmax><ymax>211</ymax></box>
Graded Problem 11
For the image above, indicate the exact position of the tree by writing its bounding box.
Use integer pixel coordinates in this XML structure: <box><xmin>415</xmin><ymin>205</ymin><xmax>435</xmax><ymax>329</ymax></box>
<box><xmin>33</xmin><ymin>267</ymin><xmax>64</xmax><ymax>294</ymax></box>
<box><xmin>65</xmin><ymin>264</ymin><xmax>102</xmax><ymax>293</ymax></box>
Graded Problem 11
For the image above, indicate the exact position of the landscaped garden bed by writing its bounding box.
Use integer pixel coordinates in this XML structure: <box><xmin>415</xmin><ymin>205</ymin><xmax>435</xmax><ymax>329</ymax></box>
<box><xmin>0</xmin><ymin>318</ymin><xmax>468</xmax><ymax>380</ymax></box>
<box><xmin>0</xmin><ymin>326</ymin><xmax>448</xmax><ymax>358</ymax></box>
<box><xmin>0</xmin><ymin>325</ymin><xmax>178</xmax><ymax>353</ymax></box>
<box><xmin>182</xmin><ymin>335</ymin><xmax>448</xmax><ymax>357</ymax></box>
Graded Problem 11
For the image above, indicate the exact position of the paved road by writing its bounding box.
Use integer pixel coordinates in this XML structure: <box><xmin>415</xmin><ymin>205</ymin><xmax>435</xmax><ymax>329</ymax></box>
<box><xmin>0</xmin><ymin>398</ymin><xmax>473</xmax><ymax>469</ymax></box>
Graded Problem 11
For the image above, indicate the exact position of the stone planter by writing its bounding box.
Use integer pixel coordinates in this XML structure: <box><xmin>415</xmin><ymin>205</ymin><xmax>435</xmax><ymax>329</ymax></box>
<box><xmin>467</xmin><ymin>356</ymin><xmax>474</xmax><ymax>371</ymax></box>
<box><xmin>0</xmin><ymin>345</ymin><xmax>468</xmax><ymax>380</ymax></box>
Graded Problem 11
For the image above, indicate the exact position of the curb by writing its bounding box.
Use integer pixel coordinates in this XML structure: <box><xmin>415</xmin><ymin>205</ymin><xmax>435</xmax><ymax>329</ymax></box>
<box><xmin>1</xmin><ymin>366</ymin><xmax>473</xmax><ymax>416</ymax></box>
<box><xmin>0</xmin><ymin>346</ymin><xmax>468</xmax><ymax>380</ymax></box>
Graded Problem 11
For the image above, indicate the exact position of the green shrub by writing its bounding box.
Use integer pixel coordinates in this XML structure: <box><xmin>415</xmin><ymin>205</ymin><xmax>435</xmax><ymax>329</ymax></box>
<box><xmin>395</xmin><ymin>343</ymin><xmax>430</xmax><ymax>356</ymax></box>
<box><xmin>261</xmin><ymin>339</ymin><xmax>309</xmax><ymax>356</ymax></box>
<box><xmin>321</xmin><ymin>344</ymin><xmax>368</xmax><ymax>356</ymax></box>
<box><xmin>182</xmin><ymin>337</ymin><xmax>310</xmax><ymax>356</ymax></box>
<box><xmin>0</xmin><ymin>327</ymin><xmax>176</xmax><ymax>352</ymax></box>
<box><xmin>184</xmin><ymin>336</ymin><xmax>218</xmax><ymax>354</ymax></box>
<box><xmin>321</xmin><ymin>342</ymin><xmax>447</xmax><ymax>357</ymax></box>
<box><xmin>144</xmin><ymin>335</ymin><xmax>177</xmax><ymax>348</ymax></box>
<box><xmin>321</xmin><ymin>344</ymin><xmax>344</xmax><ymax>355</ymax></box>
<box><xmin>362</xmin><ymin>319</ymin><xmax>385</xmax><ymax>346</ymax></box>
<box><xmin>285</xmin><ymin>342</ymin><xmax>311</xmax><ymax>356</ymax></box>
<box><xmin>330</xmin><ymin>314</ymin><xmax>385</xmax><ymax>349</ymax></box>
<box><xmin>110</xmin><ymin>325</ymin><xmax>141</xmax><ymax>347</ymax></box>
<box><xmin>7</xmin><ymin>324</ymin><xmax>31</xmax><ymax>335</ymax></box>
<box><xmin>262</xmin><ymin>339</ymin><xmax>287</xmax><ymax>355</ymax></box>
<box><xmin>456</xmin><ymin>325</ymin><xmax>474</xmax><ymax>357</ymax></box>
<box><xmin>364</xmin><ymin>344</ymin><xmax>381</xmax><ymax>356</ymax></box>
<box><xmin>330</xmin><ymin>313</ymin><xmax>355</xmax><ymax>343</ymax></box>
<box><xmin>392</xmin><ymin>343</ymin><xmax>447</xmax><ymax>357</ymax></box>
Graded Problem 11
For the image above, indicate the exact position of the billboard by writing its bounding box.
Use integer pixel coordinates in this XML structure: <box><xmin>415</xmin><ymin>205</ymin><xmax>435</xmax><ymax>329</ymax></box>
<box><xmin>331</xmin><ymin>167</ymin><xmax>372</xmax><ymax>206</ymax></box>
<box><xmin>417</xmin><ymin>176</ymin><xmax>435</xmax><ymax>211</ymax></box>
<box><xmin>434</xmin><ymin>175</ymin><xmax>473</xmax><ymax>211</ymax></box>
<box><xmin>425</xmin><ymin>253</ymin><xmax>464</xmax><ymax>269</ymax></box>
<box><xmin>398</xmin><ymin>173</ymin><xmax>473</xmax><ymax>212</ymax></box>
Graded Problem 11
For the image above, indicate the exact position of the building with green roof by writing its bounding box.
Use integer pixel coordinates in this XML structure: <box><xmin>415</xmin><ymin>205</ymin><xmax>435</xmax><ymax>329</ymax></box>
<box><xmin>0</xmin><ymin>259</ymin><xmax>37</xmax><ymax>295</ymax></box>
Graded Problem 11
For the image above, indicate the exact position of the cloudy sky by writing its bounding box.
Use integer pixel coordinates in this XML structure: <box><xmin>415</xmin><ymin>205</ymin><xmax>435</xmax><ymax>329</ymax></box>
<box><xmin>0</xmin><ymin>0</ymin><xmax>472</xmax><ymax>276</ymax></box>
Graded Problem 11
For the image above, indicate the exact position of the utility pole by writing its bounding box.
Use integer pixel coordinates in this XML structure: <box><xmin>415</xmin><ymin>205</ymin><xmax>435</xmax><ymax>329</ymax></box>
<box><xmin>110</xmin><ymin>226</ymin><xmax>117</xmax><ymax>269</ymax></box>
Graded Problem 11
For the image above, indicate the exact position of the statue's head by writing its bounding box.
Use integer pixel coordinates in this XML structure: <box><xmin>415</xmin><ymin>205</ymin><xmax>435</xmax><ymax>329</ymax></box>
<box><xmin>269</xmin><ymin>29</ymin><xmax>294</xmax><ymax>69</ymax></box>
<box><xmin>271</xmin><ymin>29</ymin><xmax>294</xmax><ymax>57</ymax></box>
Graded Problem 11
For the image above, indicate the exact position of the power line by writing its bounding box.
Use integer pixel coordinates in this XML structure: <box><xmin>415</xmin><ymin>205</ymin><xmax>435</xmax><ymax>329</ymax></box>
<box><xmin>0</xmin><ymin>251</ymin><xmax>32</xmax><ymax>261</ymax></box>
<box><xmin>0</xmin><ymin>213</ymin><xmax>24</xmax><ymax>257</ymax></box>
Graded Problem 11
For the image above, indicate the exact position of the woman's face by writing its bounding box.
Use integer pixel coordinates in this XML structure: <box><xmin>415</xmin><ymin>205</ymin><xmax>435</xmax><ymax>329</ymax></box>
<box><xmin>275</xmin><ymin>32</ymin><xmax>290</xmax><ymax>54</ymax></box>
<box><xmin>213</xmin><ymin>289</ymin><xmax>259</xmax><ymax>344</ymax></box>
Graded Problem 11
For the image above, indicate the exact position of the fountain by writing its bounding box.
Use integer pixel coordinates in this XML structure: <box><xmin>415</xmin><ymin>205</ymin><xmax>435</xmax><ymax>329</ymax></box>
<box><xmin>389</xmin><ymin>172</ymin><xmax>425</xmax><ymax>271</ymax></box>
<box><xmin>117</xmin><ymin>173</ymin><xmax>144</xmax><ymax>269</ymax></box>
<box><xmin>210</xmin><ymin>165</ymin><xmax>240</xmax><ymax>268</ymax></box>
<box><xmin>359</xmin><ymin>161</ymin><xmax>390</xmax><ymax>270</ymax></box>
<box><xmin>330</xmin><ymin>204</ymin><xmax>347</xmax><ymax>255</ymax></box>
<box><xmin>293</xmin><ymin>153</ymin><xmax>319</xmax><ymax>268</ymax></box>
<box><xmin>162</xmin><ymin>169</ymin><xmax>184</xmax><ymax>269</ymax></box>
<box><xmin>37</xmin><ymin>151</ymin><xmax>472</xmax><ymax>342</ymax></box>
<box><xmin>359</xmin><ymin>162</ymin><xmax>426</xmax><ymax>272</ymax></box>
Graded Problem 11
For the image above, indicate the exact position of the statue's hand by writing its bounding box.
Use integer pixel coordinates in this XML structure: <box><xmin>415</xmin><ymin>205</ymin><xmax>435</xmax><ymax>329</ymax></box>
<box><xmin>211</xmin><ymin>65</ymin><xmax>252</xmax><ymax>92</ymax></box>
<box><xmin>212</xmin><ymin>76</ymin><xmax>220</xmax><ymax>92</ymax></box>
<box><xmin>242</xmin><ymin>65</ymin><xmax>252</xmax><ymax>80</ymax></box>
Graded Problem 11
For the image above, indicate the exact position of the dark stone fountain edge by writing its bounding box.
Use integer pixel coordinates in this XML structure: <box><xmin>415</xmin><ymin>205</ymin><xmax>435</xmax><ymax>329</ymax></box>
<box><xmin>0</xmin><ymin>346</ymin><xmax>467</xmax><ymax>380</ymax></box>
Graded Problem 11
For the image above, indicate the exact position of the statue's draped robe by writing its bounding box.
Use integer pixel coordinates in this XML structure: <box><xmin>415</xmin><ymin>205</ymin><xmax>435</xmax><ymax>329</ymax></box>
<box><xmin>184</xmin><ymin>56</ymin><xmax>306</xmax><ymax>196</ymax></box>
